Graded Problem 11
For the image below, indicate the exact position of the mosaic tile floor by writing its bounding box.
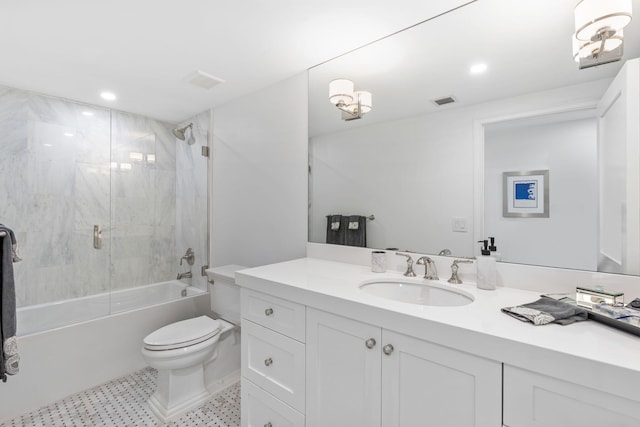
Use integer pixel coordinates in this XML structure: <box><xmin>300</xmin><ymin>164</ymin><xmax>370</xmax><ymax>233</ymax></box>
<box><xmin>0</xmin><ymin>368</ymin><xmax>240</xmax><ymax>427</ymax></box>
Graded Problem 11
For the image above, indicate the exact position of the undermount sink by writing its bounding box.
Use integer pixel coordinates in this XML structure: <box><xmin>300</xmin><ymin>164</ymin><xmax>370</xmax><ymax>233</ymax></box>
<box><xmin>359</xmin><ymin>278</ymin><xmax>474</xmax><ymax>307</ymax></box>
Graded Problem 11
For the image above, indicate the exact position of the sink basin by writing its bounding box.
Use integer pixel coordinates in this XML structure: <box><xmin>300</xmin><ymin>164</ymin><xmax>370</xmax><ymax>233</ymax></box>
<box><xmin>359</xmin><ymin>278</ymin><xmax>474</xmax><ymax>307</ymax></box>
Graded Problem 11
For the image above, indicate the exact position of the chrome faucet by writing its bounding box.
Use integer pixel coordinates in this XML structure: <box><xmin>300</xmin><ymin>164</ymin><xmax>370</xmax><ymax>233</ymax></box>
<box><xmin>395</xmin><ymin>252</ymin><xmax>416</xmax><ymax>277</ymax></box>
<box><xmin>177</xmin><ymin>248</ymin><xmax>195</xmax><ymax>280</ymax></box>
<box><xmin>416</xmin><ymin>256</ymin><xmax>439</xmax><ymax>280</ymax></box>
<box><xmin>447</xmin><ymin>259</ymin><xmax>474</xmax><ymax>284</ymax></box>
<box><xmin>177</xmin><ymin>271</ymin><xmax>192</xmax><ymax>280</ymax></box>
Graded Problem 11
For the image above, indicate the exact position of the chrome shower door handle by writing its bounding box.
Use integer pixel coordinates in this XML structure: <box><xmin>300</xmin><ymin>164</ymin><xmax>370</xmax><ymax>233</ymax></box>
<box><xmin>93</xmin><ymin>225</ymin><xmax>102</xmax><ymax>249</ymax></box>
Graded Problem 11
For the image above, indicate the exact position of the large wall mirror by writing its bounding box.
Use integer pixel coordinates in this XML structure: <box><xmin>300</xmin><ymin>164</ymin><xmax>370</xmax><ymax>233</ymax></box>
<box><xmin>308</xmin><ymin>0</ymin><xmax>640</xmax><ymax>275</ymax></box>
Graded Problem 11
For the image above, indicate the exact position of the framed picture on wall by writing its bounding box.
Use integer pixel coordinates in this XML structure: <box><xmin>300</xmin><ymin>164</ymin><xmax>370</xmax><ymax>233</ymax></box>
<box><xmin>503</xmin><ymin>170</ymin><xmax>549</xmax><ymax>218</ymax></box>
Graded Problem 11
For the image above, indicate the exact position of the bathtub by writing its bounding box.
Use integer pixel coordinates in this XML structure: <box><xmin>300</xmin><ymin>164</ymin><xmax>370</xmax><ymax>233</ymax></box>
<box><xmin>0</xmin><ymin>280</ymin><xmax>239</xmax><ymax>423</ymax></box>
<box><xmin>17</xmin><ymin>280</ymin><xmax>205</xmax><ymax>336</ymax></box>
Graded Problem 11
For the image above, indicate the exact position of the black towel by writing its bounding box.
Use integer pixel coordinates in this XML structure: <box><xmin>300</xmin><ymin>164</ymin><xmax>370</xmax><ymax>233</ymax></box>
<box><xmin>325</xmin><ymin>215</ymin><xmax>366</xmax><ymax>248</ymax></box>
<box><xmin>345</xmin><ymin>215</ymin><xmax>366</xmax><ymax>248</ymax></box>
<box><xmin>326</xmin><ymin>215</ymin><xmax>346</xmax><ymax>245</ymax></box>
<box><xmin>0</xmin><ymin>225</ymin><xmax>18</xmax><ymax>382</ymax></box>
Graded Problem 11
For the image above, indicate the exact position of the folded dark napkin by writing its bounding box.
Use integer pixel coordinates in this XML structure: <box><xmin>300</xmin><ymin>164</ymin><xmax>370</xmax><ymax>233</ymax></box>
<box><xmin>502</xmin><ymin>296</ymin><xmax>588</xmax><ymax>325</ymax></box>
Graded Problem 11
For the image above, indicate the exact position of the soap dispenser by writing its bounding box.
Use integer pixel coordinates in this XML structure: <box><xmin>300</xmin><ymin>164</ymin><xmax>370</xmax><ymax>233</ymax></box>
<box><xmin>488</xmin><ymin>236</ymin><xmax>502</xmax><ymax>261</ymax></box>
<box><xmin>476</xmin><ymin>240</ymin><xmax>496</xmax><ymax>290</ymax></box>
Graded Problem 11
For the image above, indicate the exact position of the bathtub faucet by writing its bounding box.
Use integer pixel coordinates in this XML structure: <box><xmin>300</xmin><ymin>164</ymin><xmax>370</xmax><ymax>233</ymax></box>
<box><xmin>177</xmin><ymin>271</ymin><xmax>192</xmax><ymax>280</ymax></box>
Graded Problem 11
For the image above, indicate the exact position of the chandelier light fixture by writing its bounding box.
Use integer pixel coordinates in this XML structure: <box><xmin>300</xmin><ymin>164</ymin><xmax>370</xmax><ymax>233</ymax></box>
<box><xmin>328</xmin><ymin>78</ymin><xmax>372</xmax><ymax>121</ymax></box>
<box><xmin>572</xmin><ymin>0</ymin><xmax>633</xmax><ymax>68</ymax></box>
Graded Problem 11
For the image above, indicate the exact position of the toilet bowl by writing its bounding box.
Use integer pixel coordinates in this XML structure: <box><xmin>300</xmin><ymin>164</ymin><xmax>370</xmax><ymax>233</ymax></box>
<box><xmin>142</xmin><ymin>315</ymin><xmax>226</xmax><ymax>422</ymax></box>
<box><xmin>141</xmin><ymin>264</ymin><xmax>245</xmax><ymax>422</ymax></box>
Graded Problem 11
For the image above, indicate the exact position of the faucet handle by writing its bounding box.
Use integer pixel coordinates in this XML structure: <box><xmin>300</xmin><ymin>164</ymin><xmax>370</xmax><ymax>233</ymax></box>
<box><xmin>395</xmin><ymin>252</ymin><xmax>416</xmax><ymax>277</ymax></box>
<box><xmin>180</xmin><ymin>248</ymin><xmax>195</xmax><ymax>266</ymax></box>
<box><xmin>447</xmin><ymin>259</ymin><xmax>473</xmax><ymax>284</ymax></box>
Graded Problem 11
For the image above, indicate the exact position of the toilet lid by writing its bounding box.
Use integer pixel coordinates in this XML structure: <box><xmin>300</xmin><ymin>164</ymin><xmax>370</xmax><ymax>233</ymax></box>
<box><xmin>143</xmin><ymin>315</ymin><xmax>221</xmax><ymax>351</ymax></box>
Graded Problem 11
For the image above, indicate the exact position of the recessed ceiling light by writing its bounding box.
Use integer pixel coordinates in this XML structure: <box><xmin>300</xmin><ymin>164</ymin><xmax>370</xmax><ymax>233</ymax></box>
<box><xmin>82</xmin><ymin>111</ymin><xmax>94</xmax><ymax>116</ymax></box>
<box><xmin>64</xmin><ymin>132</ymin><xmax>74</xmax><ymax>137</ymax></box>
<box><xmin>470</xmin><ymin>63</ymin><xmax>488</xmax><ymax>74</ymax></box>
<box><xmin>100</xmin><ymin>91</ymin><xmax>116</xmax><ymax>101</ymax></box>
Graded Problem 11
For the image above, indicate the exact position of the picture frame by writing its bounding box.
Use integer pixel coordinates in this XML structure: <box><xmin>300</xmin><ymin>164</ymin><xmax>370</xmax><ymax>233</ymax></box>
<box><xmin>503</xmin><ymin>170</ymin><xmax>549</xmax><ymax>218</ymax></box>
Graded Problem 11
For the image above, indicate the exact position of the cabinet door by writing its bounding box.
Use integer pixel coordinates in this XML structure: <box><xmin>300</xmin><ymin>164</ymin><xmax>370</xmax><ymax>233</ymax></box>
<box><xmin>381</xmin><ymin>329</ymin><xmax>502</xmax><ymax>427</ymax></box>
<box><xmin>306</xmin><ymin>308</ymin><xmax>382</xmax><ymax>427</ymax></box>
<box><xmin>503</xmin><ymin>365</ymin><xmax>640</xmax><ymax>427</ymax></box>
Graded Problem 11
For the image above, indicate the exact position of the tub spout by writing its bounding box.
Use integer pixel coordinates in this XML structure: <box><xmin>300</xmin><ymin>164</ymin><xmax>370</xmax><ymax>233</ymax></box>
<box><xmin>177</xmin><ymin>271</ymin><xmax>192</xmax><ymax>280</ymax></box>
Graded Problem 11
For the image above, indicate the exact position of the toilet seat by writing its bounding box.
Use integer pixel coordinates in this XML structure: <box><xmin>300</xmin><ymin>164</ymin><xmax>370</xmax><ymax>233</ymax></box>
<box><xmin>143</xmin><ymin>315</ymin><xmax>221</xmax><ymax>351</ymax></box>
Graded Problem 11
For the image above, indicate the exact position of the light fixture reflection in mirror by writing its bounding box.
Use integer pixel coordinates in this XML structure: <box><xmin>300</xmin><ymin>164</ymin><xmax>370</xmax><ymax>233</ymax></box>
<box><xmin>328</xmin><ymin>78</ymin><xmax>372</xmax><ymax>121</ymax></box>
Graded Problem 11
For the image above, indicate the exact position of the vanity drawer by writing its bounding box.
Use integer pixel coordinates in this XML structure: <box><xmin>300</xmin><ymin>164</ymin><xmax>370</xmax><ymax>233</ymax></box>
<box><xmin>242</xmin><ymin>319</ymin><xmax>305</xmax><ymax>412</ymax></box>
<box><xmin>503</xmin><ymin>365</ymin><xmax>640</xmax><ymax>427</ymax></box>
<box><xmin>241</xmin><ymin>378</ymin><xmax>305</xmax><ymax>427</ymax></box>
<box><xmin>241</xmin><ymin>288</ymin><xmax>305</xmax><ymax>342</ymax></box>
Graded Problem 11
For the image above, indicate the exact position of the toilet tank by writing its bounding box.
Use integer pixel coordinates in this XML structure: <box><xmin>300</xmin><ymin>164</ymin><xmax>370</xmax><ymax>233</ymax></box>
<box><xmin>205</xmin><ymin>264</ymin><xmax>246</xmax><ymax>325</ymax></box>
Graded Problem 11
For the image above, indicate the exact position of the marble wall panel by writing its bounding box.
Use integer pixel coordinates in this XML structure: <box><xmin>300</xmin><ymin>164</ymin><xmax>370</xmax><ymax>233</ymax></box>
<box><xmin>0</xmin><ymin>85</ymin><xmax>208</xmax><ymax>311</ymax></box>
<box><xmin>175</xmin><ymin>110</ymin><xmax>210</xmax><ymax>290</ymax></box>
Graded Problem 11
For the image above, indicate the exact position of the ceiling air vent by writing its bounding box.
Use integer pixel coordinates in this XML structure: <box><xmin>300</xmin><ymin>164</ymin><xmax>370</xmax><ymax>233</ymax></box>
<box><xmin>186</xmin><ymin>70</ymin><xmax>225</xmax><ymax>90</ymax></box>
<box><xmin>432</xmin><ymin>96</ymin><xmax>456</xmax><ymax>106</ymax></box>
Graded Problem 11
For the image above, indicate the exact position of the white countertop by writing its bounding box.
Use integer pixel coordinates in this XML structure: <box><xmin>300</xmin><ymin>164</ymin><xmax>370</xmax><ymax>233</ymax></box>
<box><xmin>237</xmin><ymin>257</ymin><xmax>640</xmax><ymax>399</ymax></box>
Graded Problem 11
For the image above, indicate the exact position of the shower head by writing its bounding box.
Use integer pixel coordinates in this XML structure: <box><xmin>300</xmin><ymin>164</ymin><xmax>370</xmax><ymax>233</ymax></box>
<box><xmin>172</xmin><ymin>123</ymin><xmax>195</xmax><ymax>144</ymax></box>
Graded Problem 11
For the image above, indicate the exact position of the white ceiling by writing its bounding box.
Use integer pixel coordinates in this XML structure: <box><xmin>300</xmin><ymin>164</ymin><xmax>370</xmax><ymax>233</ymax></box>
<box><xmin>0</xmin><ymin>0</ymin><xmax>472</xmax><ymax>123</ymax></box>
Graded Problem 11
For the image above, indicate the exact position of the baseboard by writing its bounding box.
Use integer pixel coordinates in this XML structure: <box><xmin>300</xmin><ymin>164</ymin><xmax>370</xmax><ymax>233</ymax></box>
<box><xmin>207</xmin><ymin>369</ymin><xmax>241</xmax><ymax>395</ymax></box>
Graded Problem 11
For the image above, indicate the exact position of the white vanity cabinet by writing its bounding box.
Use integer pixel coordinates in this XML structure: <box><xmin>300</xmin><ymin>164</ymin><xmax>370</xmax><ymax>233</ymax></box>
<box><xmin>503</xmin><ymin>365</ymin><xmax>640</xmax><ymax>427</ymax></box>
<box><xmin>306</xmin><ymin>308</ymin><xmax>502</xmax><ymax>427</ymax></box>
<box><xmin>237</xmin><ymin>257</ymin><xmax>640</xmax><ymax>427</ymax></box>
<box><xmin>240</xmin><ymin>288</ymin><xmax>306</xmax><ymax>427</ymax></box>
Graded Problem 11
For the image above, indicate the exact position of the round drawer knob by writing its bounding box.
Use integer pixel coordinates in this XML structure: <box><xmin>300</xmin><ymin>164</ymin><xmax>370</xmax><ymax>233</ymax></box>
<box><xmin>264</xmin><ymin>423</ymin><xmax>273</xmax><ymax>427</ymax></box>
<box><xmin>265</xmin><ymin>308</ymin><xmax>274</xmax><ymax>316</ymax></box>
<box><xmin>383</xmin><ymin>344</ymin><xmax>394</xmax><ymax>355</ymax></box>
<box><xmin>365</xmin><ymin>338</ymin><xmax>376</xmax><ymax>349</ymax></box>
<box><xmin>264</xmin><ymin>357</ymin><xmax>273</xmax><ymax>367</ymax></box>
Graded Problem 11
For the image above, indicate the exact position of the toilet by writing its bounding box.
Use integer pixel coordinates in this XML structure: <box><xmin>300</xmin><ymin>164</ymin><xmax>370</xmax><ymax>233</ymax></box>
<box><xmin>141</xmin><ymin>264</ymin><xmax>245</xmax><ymax>422</ymax></box>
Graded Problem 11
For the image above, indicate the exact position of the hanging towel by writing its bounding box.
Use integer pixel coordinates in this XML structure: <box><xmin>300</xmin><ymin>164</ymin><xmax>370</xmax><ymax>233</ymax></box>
<box><xmin>0</xmin><ymin>224</ymin><xmax>21</xmax><ymax>263</ymax></box>
<box><xmin>0</xmin><ymin>225</ymin><xmax>19</xmax><ymax>382</ymax></box>
<box><xmin>326</xmin><ymin>215</ymin><xmax>346</xmax><ymax>245</ymax></box>
<box><xmin>501</xmin><ymin>296</ymin><xmax>588</xmax><ymax>326</ymax></box>
<box><xmin>345</xmin><ymin>215</ymin><xmax>366</xmax><ymax>248</ymax></box>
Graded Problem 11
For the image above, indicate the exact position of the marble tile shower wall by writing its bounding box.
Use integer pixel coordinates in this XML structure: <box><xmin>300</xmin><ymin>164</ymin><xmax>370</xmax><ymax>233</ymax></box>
<box><xmin>0</xmin><ymin>85</ymin><xmax>196</xmax><ymax>307</ymax></box>
<box><xmin>175</xmin><ymin>110</ymin><xmax>210</xmax><ymax>290</ymax></box>
<box><xmin>110</xmin><ymin>110</ymin><xmax>177</xmax><ymax>292</ymax></box>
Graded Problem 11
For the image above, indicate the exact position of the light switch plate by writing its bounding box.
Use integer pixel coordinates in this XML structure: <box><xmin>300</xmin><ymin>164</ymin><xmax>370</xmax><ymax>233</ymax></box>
<box><xmin>452</xmin><ymin>217</ymin><xmax>468</xmax><ymax>232</ymax></box>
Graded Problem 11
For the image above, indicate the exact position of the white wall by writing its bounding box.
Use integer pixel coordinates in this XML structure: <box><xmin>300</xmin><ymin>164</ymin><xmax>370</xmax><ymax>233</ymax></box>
<box><xmin>484</xmin><ymin>117</ymin><xmax>598</xmax><ymax>270</ymax></box>
<box><xmin>211</xmin><ymin>73</ymin><xmax>308</xmax><ymax>267</ymax></box>
<box><xmin>309</xmin><ymin>79</ymin><xmax>610</xmax><ymax>261</ymax></box>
